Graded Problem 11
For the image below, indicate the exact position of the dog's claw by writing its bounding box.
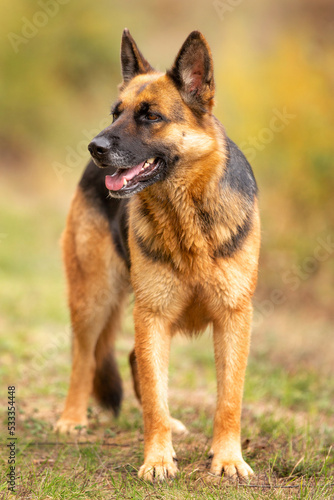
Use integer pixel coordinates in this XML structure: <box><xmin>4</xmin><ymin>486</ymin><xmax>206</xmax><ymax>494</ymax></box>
<box><xmin>138</xmin><ymin>459</ymin><xmax>178</xmax><ymax>482</ymax></box>
<box><xmin>210</xmin><ymin>456</ymin><xmax>254</xmax><ymax>479</ymax></box>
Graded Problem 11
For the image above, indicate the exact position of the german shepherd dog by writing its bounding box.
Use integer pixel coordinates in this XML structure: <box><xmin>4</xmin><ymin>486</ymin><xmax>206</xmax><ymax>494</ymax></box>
<box><xmin>55</xmin><ymin>29</ymin><xmax>260</xmax><ymax>481</ymax></box>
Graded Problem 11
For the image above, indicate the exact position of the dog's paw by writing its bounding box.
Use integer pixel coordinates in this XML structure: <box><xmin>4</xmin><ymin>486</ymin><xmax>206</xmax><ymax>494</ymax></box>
<box><xmin>209</xmin><ymin>451</ymin><xmax>253</xmax><ymax>479</ymax></box>
<box><xmin>170</xmin><ymin>417</ymin><xmax>189</xmax><ymax>435</ymax></box>
<box><xmin>54</xmin><ymin>418</ymin><xmax>87</xmax><ymax>434</ymax></box>
<box><xmin>138</xmin><ymin>457</ymin><xmax>178</xmax><ymax>482</ymax></box>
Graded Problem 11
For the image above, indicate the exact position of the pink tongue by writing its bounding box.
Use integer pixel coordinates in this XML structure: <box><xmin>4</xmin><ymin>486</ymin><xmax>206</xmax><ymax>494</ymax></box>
<box><xmin>105</xmin><ymin>161</ymin><xmax>146</xmax><ymax>191</ymax></box>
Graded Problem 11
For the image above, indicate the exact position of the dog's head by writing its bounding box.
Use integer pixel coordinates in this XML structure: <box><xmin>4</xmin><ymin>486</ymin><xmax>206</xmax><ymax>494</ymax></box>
<box><xmin>88</xmin><ymin>29</ymin><xmax>216</xmax><ymax>198</ymax></box>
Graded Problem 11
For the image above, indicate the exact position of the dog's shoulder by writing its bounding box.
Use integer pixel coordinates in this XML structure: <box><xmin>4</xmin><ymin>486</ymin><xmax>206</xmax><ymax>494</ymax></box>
<box><xmin>212</xmin><ymin>117</ymin><xmax>257</xmax><ymax>204</ymax></box>
<box><xmin>213</xmin><ymin>118</ymin><xmax>257</xmax><ymax>203</ymax></box>
<box><xmin>224</xmin><ymin>136</ymin><xmax>258</xmax><ymax>202</ymax></box>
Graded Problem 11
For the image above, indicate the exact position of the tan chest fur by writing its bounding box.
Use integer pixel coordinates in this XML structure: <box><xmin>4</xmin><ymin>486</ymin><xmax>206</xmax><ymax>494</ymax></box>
<box><xmin>128</xmin><ymin>186</ymin><xmax>260</xmax><ymax>335</ymax></box>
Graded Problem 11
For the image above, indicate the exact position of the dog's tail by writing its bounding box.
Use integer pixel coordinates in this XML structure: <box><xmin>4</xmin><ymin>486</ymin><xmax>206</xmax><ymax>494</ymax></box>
<box><xmin>93</xmin><ymin>333</ymin><xmax>123</xmax><ymax>417</ymax></box>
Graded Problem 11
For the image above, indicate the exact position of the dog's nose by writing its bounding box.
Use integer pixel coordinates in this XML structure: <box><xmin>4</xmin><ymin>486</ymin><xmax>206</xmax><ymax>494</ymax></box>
<box><xmin>88</xmin><ymin>136</ymin><xmax>110</xmax><ymax>157</ymax></box>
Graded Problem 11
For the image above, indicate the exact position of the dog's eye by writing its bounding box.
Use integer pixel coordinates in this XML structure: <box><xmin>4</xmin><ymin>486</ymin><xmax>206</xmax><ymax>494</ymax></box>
<box><xmin>145</xmin><ymin>113</ymin><xmax>160</xmax><ymax>122</ymax></box>
<box><xmin>112</xmin><ymin>112</ymin><xmax>120</xmax><ymax>122</ymax></box>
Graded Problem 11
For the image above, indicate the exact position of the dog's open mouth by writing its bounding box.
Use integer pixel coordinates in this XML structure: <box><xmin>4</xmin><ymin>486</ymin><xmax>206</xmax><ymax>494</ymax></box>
<box><xmin>105</xmin><ymin>157</ymin><xmax>161</xmax><ymax>192</ymax></box>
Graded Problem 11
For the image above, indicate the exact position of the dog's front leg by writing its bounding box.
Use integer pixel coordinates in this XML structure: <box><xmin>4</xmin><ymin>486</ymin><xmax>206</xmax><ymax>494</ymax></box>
<box><xmin>210</xmin><ymin>304</ymin><xmax>254</xmax><ymax>479</ymax></box>
<box><xmin>133</xmin><ymin>303</ymin><xmax>177</xmax><ymax>481</ymax></box>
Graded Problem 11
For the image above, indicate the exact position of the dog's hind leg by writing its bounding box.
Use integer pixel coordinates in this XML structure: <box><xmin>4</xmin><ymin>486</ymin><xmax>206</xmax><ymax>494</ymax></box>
<box><xmin>55</xmin><ymin>188</ymin><xmax>129</xmax><ymax>434</ymax></box>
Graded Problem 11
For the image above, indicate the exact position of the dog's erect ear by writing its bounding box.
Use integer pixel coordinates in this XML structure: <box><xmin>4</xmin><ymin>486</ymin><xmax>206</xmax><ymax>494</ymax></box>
<box><xmin>168</xmin><ymin>31</ymin><xmax>215</xmax><ymax>113</ymax></box>
<box><xmin>120</xmin><ymin>29</ymin><xmax>153</xmax><ymax>84</ymax></box>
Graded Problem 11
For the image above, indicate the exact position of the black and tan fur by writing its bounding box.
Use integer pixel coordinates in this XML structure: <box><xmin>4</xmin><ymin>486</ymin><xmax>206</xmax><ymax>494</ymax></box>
<box><xmin>55</xmin><ymin>29</ymin><xmax>260</xmax><ymax>481</ymax></box>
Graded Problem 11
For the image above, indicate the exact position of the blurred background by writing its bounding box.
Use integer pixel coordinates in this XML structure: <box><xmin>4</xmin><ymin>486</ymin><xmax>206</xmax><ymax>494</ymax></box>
<box><xmin>1</xmin><ymin>0</ymin><xmax>334</xmax><ymax>406</ymax></box>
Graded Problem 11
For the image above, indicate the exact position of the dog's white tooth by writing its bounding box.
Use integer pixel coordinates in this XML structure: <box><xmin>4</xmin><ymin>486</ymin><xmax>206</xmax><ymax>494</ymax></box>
<box><xmin>147</xmin><ymin>158</ymin><xmax>155</xmax><ymax>164</ymax></box>
<box><xmin>123</xmin><ymin>178</ymin><xmax>127</xmax><ymax>186</ymax></box>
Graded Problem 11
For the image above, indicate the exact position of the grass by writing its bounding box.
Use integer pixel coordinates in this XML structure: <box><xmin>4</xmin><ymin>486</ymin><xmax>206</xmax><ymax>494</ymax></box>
<box><xmin>0</xmin><ymin>177</ymin><xmax>333</xmax><ymax>499</ymax></box>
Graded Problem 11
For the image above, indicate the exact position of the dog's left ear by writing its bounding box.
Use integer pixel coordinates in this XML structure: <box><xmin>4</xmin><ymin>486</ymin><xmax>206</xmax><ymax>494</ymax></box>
<box><xmin>120</xmin><ymin>28</ymin><xmax>153</xmax><ymax>85</ymax></box>
<box><xmin>168</xmin><ymin>31</ymin><xmax>215</xmax><ymax>114</ymax></box>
